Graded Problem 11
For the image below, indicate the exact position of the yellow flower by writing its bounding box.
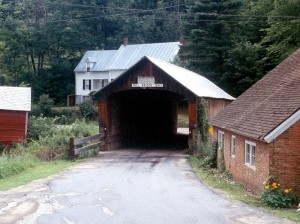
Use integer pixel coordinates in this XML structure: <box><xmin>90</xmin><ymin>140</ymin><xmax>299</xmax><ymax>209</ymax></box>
<box><xmin>274</xmin><ymin>186</ymin><xmax>278</xmax><ymax>189</ymax></box>
<box><xmin>265</xmin><ymin>185</ymin><xmax>270</xmax><ymax>190</ymax></box>
<box><xmin>277</xmin><ymin>184</ymin><xmax>280</xmax><ymax>187</ymax></box>
<box><xmin>284</xmin><ymin>189</ymin><xmax>289</xmax><ymax>194</ymax></box>
<box><xmin>272</xmin><ymin>183</ymin><xmax>277</xmax><ymax>187</ymax></box>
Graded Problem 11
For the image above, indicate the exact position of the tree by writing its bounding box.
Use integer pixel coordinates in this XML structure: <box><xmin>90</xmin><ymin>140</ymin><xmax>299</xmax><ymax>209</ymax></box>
<box><xmin>180</xmin><ymin>0</ymin><xmax>242</xmax><ymax>86</ymax></box>
<box><xmin>262</xmin><ymin>0</ymin><xmax>300</xmax><ymax>64</ymax></box>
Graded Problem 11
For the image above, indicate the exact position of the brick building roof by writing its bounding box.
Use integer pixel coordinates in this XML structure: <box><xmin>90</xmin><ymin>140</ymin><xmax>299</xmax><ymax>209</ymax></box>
<box><xmin>210</xmin><ymin>48</ymin><xmax>300</xmax><ymax>142</ymax></box>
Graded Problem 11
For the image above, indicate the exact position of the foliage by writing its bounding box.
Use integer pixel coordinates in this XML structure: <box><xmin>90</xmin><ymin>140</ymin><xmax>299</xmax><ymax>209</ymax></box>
<box><xmin>0</xmin><ymin>0</ymin><xmax>180</xmax><ymax>104</ymax></box>
<box><xmin>261</xmin><ymin>181</ymin><xmax>299</xmax><ymax>208</ymax></box>
<box><xmin>199</xmin><ymin>141</ymin><xmax>218</xmax><ymax>168</ymax></box>
<box><xmin>180</xmin><ymin>0</ymin><xmax>242</xmax><ymax>87</ymax></box>
<box><xmin>197</xmin><ymin>97</ymin><xmax>209</xmax><ymax>142</ymax></box>
<box><xmin>0</xmin><ymin>148</ymin><xmax>39</xmax><ymax>179</ymax></box>
<box><xmin>78</xmin><ymin>100</ymin><xmax>98</xmax><ymax>119</ymax></box>
<box><xmin>189</xmin><ymin>155</ymin><xmax>300</xmax><ymax>222</ymax></box>
<box><xmin>0</xmin><ymin>160</ymin><xmax>75</xmax><ymax>190</ymax></box>
<box><xmin>31</xmin><ymin>94</ymin><xmax>55</xmax><ymax>117</ymax></box>
<box><xmin>180</xmin><ymin>0</ymin><xmax>300</xmax><ymax>97</ymax></box>
<box><xmin>0</xmin><ymin>117</ymin><xmax>98</xmax><ymax>179</ymax></box>
<box><xmin>262</xmin><ymin>0</ymin><xmax>300</xmax><ymax>64</ymax></box>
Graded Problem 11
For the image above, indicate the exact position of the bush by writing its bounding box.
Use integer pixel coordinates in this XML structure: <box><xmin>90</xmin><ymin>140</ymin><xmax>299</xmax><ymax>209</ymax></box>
<box><xmin>27</xmin><ymin>116</ymin><xmax>57</xmax><ymax>141</ymax></box>
<box><xmin>200</xmin><ymin>141</ymin><xmax>218</xmax><ymax>168</ymax></box>
<box><xmin>78</xmin><ymin>100</ymin><xmax>98</xmax><ymax>119</ymax></box>
<box><xmin>31</xmin><ymin>94</ymin><xmax>54</xmax><ymax>117</ymax></box>
<box><xmin>27</xmin><ymin>116</ymin><xmax>99</xmax><ymax>159</ymax></box>
<box><xmin>261</xmin><ymin>181</ymin><xmax>299</xmax><ymax>208</ymax></box>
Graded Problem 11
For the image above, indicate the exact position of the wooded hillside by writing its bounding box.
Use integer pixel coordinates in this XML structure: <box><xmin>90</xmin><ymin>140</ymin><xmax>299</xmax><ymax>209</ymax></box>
<box><xmin>0</xmin><ymin>0</ymin><xmax>299</xmax><ymax>103</ymax></box>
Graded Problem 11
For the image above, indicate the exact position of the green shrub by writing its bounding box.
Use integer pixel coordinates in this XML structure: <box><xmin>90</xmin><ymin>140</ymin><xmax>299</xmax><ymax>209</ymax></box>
<box><xmin>78</xmin><ymin>100</ymin><xmax>98</xmax><ymax>119</ymax></box>
<box><xmin>27</xmin><ymin>116</ymin><xmax>57</xmax><ymax>141</ymax></box>
<box><xmin>261</xmin><ymin>181</ymin><xmax>299</xmax><ymax>208</ymax></box>
<box><xmin>31</xmin><ymin>94</ymin><xmax>54</xmax><ymax>117</ymax></box>
<box><xmin>0</xmin><ymin>118</ymin><xmax>99</xmax><ymax>179</ymax></box>
<box><xmin>200</xmin><ymin>141</ymin><xmax>218</xmax><ymax>168</ymax></box>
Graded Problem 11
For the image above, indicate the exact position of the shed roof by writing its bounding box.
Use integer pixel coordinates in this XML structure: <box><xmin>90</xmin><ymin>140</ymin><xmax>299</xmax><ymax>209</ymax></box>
<box><xmin>210</xmin><ymin>48</ymin><xmax>300</xmax><ymax>142</ymax></box>
<box><xmin>74</xmin><ymin>42</ymin><xmax>179</xmax><ymax>72</ymax></box>
<box><xmin>0</xmin><ymin>86</ymin><xmax>31</xmax><ymax>112</ymax></box>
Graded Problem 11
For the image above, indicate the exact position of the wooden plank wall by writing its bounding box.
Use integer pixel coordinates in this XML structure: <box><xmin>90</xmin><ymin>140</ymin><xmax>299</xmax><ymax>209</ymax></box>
<box><xmin>0</xmin><ymin>110</ymin><xmax>27</xmax><ymax>145</ymax></box>
<box><xmin>206</xmin><ymin>98</ymin><xmax>233</xmax><ymax>120</ymax></box>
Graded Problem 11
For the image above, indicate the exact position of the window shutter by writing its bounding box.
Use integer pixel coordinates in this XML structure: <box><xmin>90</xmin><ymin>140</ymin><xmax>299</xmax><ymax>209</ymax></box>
<box><xmin>83</xmin><ymin>80</ymin><xmax>85</xmax><ymax>90</ymax></box>
<box><xmin>89</xmin><ymin>80</ymin><xmax>91</xmax><ymax>90</ymax></box>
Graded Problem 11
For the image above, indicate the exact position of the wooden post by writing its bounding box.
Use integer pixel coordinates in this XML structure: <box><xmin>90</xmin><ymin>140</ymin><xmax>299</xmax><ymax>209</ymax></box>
<box><xmin>69</xmin><ymin>137</ymin><xmax>75</xmax><ymax>160</ymax></box>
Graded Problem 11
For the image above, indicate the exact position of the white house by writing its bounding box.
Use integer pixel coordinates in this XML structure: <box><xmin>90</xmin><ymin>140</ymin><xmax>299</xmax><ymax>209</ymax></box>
<box><xmin>74</xmin><ymin>39</ymin><xmax>180</xmax><ymax>105</ymax></box>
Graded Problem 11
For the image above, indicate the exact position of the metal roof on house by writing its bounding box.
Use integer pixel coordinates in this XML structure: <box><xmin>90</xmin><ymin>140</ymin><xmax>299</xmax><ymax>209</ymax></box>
<box><xmin>74</xmin><ymin>42</ymin><xmax>179</xmax><ymax>72</ymax></box>
<box><xmin>0</xmin><ymin>86</ymin><xmax>31</xmax><ymax>112</ymax></box>
<box><xmin>210</xmin><ymin>48</ymin><xmax>300</xmax><ymax>142</ymax></box>
<box><xmin>74</xmin><ymin>50</ymin><xmax>117</xmax><ymax>72</ymax></box>
<box><xmin>148</xmin><ymin>57</ymin><xmax>235</xmax><ymax>100</ymax></box>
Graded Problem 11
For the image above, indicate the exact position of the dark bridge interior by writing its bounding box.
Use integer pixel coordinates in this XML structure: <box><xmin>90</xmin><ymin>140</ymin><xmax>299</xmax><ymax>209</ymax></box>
<box><xmin>107</xmin><ymin>90</ymin><xmax>188</xmax><ymax>149</ymax></box>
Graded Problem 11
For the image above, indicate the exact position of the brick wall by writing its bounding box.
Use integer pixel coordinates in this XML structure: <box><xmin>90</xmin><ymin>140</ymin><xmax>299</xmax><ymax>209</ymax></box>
<box><xmin>0</xmin><ymin>110</ymin><xmax>27</xmax><ymax>145</ymax></box>
<box><xmin>270</xmin><ymin>119</ymin><xmax>300</xmax><ymax>193</ymax></box>
<box><xmin>213</xmin><ymin>128</ymin><xmax>270</xmax><ymax>193</ymax></box>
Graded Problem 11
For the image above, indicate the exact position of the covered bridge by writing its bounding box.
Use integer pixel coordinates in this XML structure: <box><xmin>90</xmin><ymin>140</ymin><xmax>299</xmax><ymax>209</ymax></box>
<box><xmin>93</xmin><ymin>57</ymin><xmax>234</xmax><ymax>150</ymax></box>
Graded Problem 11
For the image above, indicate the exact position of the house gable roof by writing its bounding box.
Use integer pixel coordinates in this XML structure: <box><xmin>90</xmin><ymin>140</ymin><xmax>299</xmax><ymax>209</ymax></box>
<box><xmin>210</xmin><ymin>48</ymin><xmax>300</xmax><ymax>142</ymax></box>
<box><xmin>74</xmin><ymin>42</ymin><xmax>179</xmax><ymax>72</ymax></box>
<box><xmin>0</xmin><ymin>86</ymin><xmax>31</xmax><ymax>112</ymax></box>
<box><xmin>93</xmin><ymin>56</ymin><xmax>234</xmax><ymax>101</ymax></box>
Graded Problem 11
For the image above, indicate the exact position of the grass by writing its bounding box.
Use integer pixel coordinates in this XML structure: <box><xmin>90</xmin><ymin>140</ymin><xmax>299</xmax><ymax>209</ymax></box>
<box><xmin>188</xmin><ymin>156</ymin><xmax>300</xmax><ymax>223</ymax></box>
<box><xmin>0</xmin><ymin>160</ymin><xmax>76</xmax><ymax>190</ymax></box>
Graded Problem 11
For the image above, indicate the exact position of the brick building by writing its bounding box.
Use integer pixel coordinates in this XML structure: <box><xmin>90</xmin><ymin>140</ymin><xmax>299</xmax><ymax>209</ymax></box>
<box><xmin>0</xmin><ymin>87</ymin><xmax>31</xmax><ymax>145</ymax></box>
<box><xmin>210</xmin><ymin>49</ymin><xmax>300</xmax><ymax>193</ymax></box>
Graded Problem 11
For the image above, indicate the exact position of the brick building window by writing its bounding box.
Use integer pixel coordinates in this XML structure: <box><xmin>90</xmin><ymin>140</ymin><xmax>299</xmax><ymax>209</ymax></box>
<box><xmin>231</xmin><ymin>135</ymin><xmax>236</xmax><ymax>157</ymax></box>
<box><xmin>245</xmin><ymin>140</ymin><xmax>256</xmax><ymax>167</ymax></box>
<box><xmin>218</xmin><ymin>131</ymin><xmax>224</xmax><ymax>149</ymax></box>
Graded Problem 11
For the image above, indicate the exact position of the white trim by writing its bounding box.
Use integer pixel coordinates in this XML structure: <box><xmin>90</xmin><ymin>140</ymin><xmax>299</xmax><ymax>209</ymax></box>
<box><xmin>245</xmin><ymin>140</ymin><xmax>256</xmax><ymax>168</ymax></box>
<box><xmin>218</xmin><ymin>130</ymin><xmax>225</xmax><ymax>149</ymax></box>
<box><xmin>264</xmin><ymin>109</ymin><xmax>300</xmax><ymax>143</ymax></box>
<box><xmin>231</xmin><ymin>135</ymin><xmax>236</xmax><ymax>157</ymax></box>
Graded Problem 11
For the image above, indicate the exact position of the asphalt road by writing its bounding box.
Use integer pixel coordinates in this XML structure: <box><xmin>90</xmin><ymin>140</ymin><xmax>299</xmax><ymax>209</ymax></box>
<box><xmin>0</xmin><ymin>149</ymin><xmax>296</xmax><ymax>224</ymax></box>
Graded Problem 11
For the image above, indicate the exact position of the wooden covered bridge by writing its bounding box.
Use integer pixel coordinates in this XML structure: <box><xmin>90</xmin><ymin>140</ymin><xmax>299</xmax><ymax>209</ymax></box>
<box><xmin>93</xmin><ymin>57</ymin><xmax>234</xmax><ymax>150</ymax></box>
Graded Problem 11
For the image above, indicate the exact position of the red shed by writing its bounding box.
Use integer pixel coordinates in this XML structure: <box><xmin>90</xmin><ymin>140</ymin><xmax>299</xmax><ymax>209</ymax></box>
<box><xmin>93</xmin><ymin>57</ymin><xmax>234</xmax><ymax>150</ymax></box>
<box><xmin>0</xmin><ymin>86</ymin><xmax>31</xmax><ymax>145</ymax></box>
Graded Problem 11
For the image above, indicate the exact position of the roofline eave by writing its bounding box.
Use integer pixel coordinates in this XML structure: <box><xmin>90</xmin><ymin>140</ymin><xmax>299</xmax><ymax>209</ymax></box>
<box><xmin>264</xmin><ymin>108</ymin><xmax>300</xmax><ymax>143</ymax></box>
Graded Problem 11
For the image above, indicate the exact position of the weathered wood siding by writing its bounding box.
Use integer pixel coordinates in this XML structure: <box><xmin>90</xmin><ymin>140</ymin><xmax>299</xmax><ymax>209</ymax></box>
<box><xmin>95</xmin><ymin>58</ymin><xmax>232</xmax><ymax>150</ymax></box>
<box><xmin>206</xmin><ymin>98</ymin><xmax>232</xmax><ymax>120</ymax></box>
<box><xmin>0</xmin><ymin>110</ymin><xmax>27</xmax><ymax>145</ymax></box>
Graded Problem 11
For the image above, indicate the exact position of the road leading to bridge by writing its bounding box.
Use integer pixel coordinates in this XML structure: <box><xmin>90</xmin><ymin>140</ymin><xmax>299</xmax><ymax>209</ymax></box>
<box><xmin>0</xmin><ymin>149</ymin><xmax>296</xmax><ymax>224</ymax></box>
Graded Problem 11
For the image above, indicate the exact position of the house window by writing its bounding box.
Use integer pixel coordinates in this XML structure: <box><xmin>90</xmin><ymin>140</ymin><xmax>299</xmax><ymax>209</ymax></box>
<box><xmin>83</xmin><ymin>79</ymin><xmax>91</xmax><ymax>90</ymax></box>
<box><xmin>231</xmin><ymin>135</ymin><xmax>236</xmax><ymax>157</ymax></box>
<box><xmin>93</xmin><ymin>79</ymin><xmax>108</xmax><ymax>90</ymax></box>
<box><xmin>245</xmin><ymin>140</ymin><xmax>256</xmax><ymax>167</ymax></box>
<box><xmin>101</xmin><ymin>79</ymin><xmax>108</xmax><ymax>88</ymax></box>
<box><xmin>86</xmin><ymin>62</ymin><xmax>92</xmax><ymax>72</ymax></box>
<box><xmin>218</xmin><ymin>131</ymin><xmax>224</xmax><ymax>149</ymax></box>
<box><xmin>93</xmin><ymin>79</ymin><xmax>101</xmax><ymax>90</ymax></box>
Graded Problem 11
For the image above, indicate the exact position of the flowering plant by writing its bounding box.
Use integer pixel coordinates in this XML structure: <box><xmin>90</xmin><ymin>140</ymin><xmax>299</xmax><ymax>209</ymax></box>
<box><xmin>261</xmin><ymin>181</ymin><xmax>299</xmax><ymax>208</ymax></box>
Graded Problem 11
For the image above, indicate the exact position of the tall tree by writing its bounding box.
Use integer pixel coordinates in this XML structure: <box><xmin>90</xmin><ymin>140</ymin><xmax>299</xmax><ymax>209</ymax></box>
<box><xmin>179</xmin><ymin>0</ymin><xmax>242</xmax><ymax>86</ymax></box>
<box><xmin>262</xmin><ymin>0</ymin><xmax>300</xmax><ymax>64</ymax></box>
